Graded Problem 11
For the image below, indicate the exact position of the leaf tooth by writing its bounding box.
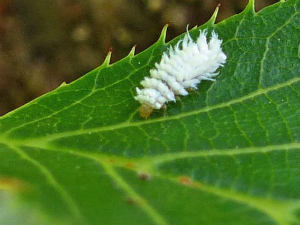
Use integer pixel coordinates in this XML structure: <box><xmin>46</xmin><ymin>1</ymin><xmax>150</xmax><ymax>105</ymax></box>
<box><xmin>128</xmin><ymin>44</ymin><xmax>136</xmax><ymax>58</ymax></box>
<box><xmin>103</xmin><ymin>47</ymin><xmax>113</xmax><ymax>66</ymax></box>
<box><xmin>157</xmin><ymin>23</ymin><xmax>169</xmax><ymax>45</ymax></box>
<box><xmin>189</xmin><ymin>24</ymin><xmax>198</xmax><ymax>33</ymax></box>
<box><xmin>244</xmin><ymin>0</ymin><xmax>256</xmax><ymax>14</ymax></box>
<box><xmin>59</xmin><ymin>81</ymin><xmax>67</xmax><ymax>87</ymax></box>
<box><xmin>207</xmin><ymin>3</ymin><xmax>220</xmax><ymax>26</ymax></box>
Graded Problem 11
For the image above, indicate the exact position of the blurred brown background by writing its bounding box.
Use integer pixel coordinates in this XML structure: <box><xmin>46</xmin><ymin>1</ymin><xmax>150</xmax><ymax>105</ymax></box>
<box><xmin>0</xmin><ymin>0</ymin><xmax>276</xmax><ymax>116</ymax></box>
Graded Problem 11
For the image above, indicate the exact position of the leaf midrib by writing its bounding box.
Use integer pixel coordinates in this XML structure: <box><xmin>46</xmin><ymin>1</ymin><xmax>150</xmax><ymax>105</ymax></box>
<box><xmin>1</xmin><ymin>76</ymin><xmax>299</xmax><ymax>145</ymax></box>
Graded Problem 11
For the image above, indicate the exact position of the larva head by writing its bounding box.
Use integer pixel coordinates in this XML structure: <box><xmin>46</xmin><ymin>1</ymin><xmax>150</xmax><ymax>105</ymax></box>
<box><xmin>138</xmin><ymin>104</ymin><xmax>154</xmax><ymax>119</ymax></box>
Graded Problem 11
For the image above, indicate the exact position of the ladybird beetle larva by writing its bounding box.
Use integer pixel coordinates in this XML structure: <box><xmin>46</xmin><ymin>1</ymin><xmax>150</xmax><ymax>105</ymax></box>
<box><xmin>134</xmin><ymin>27</ymin><xmax>227</xmax><ymax>119</ymax></box>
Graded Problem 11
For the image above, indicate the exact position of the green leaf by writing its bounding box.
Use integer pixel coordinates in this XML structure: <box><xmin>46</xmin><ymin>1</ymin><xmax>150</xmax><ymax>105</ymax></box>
<box><xmin>1</xmin><ymin>0</ymin><xmax>300</xmax><ymax>224</ymax></box>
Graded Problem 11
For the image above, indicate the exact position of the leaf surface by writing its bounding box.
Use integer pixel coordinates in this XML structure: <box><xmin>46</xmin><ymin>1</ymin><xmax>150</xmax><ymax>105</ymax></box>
<box><xmin>1</xmin><ymin>0</ymin><xmax>300</xmax><ymax>224</ymax></box>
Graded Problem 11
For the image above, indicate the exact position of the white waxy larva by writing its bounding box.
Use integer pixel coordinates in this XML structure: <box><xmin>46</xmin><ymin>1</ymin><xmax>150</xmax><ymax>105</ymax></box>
<box><xmin>134</xmin><ymin>28</ymin><xmax>227</xmax><ymax>119</ymax></box>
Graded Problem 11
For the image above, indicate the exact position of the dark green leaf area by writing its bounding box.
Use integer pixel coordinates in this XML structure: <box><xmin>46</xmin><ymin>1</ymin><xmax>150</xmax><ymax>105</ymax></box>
<box><xmin>155</xmin><ymin>148</ymin><xmax>300</xmax><ymax>199</ymax></box>
<box><xmin>52</xmin><ymin>83</ymin><xmax>299</xmax><ymax>156</ymax></box>
<box><xmin>1</xmin><ymin>0</ymin><xmax>300</xmax><ymax>225</ymax></box>
<box><xmin>8</xmin><ymin>146</ymin><xmax>156</xmax><ymax>225</ymax></box>
<box><xmin>213</xmin><ymin>0</ymin><xmax>300</xmax><ymax>106</ymax></box>
<box><xmin>0</xmin><ymin>144</ymin><xmax>73</xmax><ymax>221</ymax></box>
<box><xmin>117</xmin><ymin>168</ymin><xmax>276</xmax><ymax>225</ymax></box>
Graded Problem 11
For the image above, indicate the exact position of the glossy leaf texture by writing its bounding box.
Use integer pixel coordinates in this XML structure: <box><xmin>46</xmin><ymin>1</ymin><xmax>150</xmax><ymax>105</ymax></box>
<box><xmin>1</xmin><ymin>0</ymin><xmax>300</xmax><ymax>224</ymax></box>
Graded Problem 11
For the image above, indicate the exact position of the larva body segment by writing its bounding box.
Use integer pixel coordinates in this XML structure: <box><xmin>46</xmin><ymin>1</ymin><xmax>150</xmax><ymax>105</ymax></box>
<box><xmin>135</xmin><ymin>28</ymin><xmax>227</xmax><ymax>119</ymax></box>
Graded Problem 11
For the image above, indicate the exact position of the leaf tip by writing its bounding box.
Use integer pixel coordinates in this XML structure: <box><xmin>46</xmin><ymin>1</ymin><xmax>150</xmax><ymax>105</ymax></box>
<box><xmin>208</xmin><ymin>3</ymin><xmax>220</xmax><ymax>25</ymax></box>
<box><xmin>158</xmin><ymin>23</ymin><xmax>169</xmax><ymax>44</ymax></box>
<box><xmin>103</xmin><ymin>47</ymin><xmax>113</xmax><ymax>66</ymax></box>
<box><xmin>245</xmin><ymin>0</ymin><xmax>256</xmax><ymax>14</ymax></box>
<box><xmin>59</xmin><ymin>81</ymin><xmax>67</xmax><ymax>87</ymax></box>
<box><xmin>128</xmin><ymin>44</ymin><xmax>137</xmax><ymax>58</ymax></box>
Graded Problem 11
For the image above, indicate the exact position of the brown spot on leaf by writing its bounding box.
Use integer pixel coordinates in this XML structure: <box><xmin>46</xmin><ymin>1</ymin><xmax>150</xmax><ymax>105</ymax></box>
<box><xmin>0</xmin><ymin>177</ymin><xmax>31</xmax><ymax>192</ymax></box>
<box><xmin>107</xmin><ymin>158</ymin><xmax>115</xmax><ymax>164</ymax></box>
<box><xmin>125</xmin><ymin>162</ymin><xmax>136</xmax><ymax>169</ymax></box>
<box><xmin>126</xmin><ymin>197</ymin><xmax>139</xmax><ymax>205</ymax></box>
<box><xmin>178</xmin><ymin>176</ymin><xmax>192</xmax><ymax>185</ymax></box>
<box><xmin>138</xmin><ymin>172</ymin><xmax>152</xmax><ymax>181</ymax></box>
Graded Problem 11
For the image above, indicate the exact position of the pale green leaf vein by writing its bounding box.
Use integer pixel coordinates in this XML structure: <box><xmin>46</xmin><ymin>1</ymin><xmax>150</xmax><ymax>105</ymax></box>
<box><xmin>5</xmin><ymin>76</ymin><xmax>299</xmax><ymax>144</ymax></box>
<box><xmin>166</xmin><ymin>176</ymin><xmax>299</xmax><ymax>225</ymax></box>
<box><xmin>139</xmin><ymin>142</ymin><xmax>300</xmax><ymax>168</ymax></box>
<box><xmin>258</xmin><ymin>9</ymin><xmax>299</xmax><ymax>88</ymax></box>
<box><xmin>8</xmin><ymin>145</ymin><xmax>84</xmax><ymax>223</ymax></box>
<box><xmin>85</xmin><ymin>155</ymin><xmax>169</xmax><ymax>225</ymax></box>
